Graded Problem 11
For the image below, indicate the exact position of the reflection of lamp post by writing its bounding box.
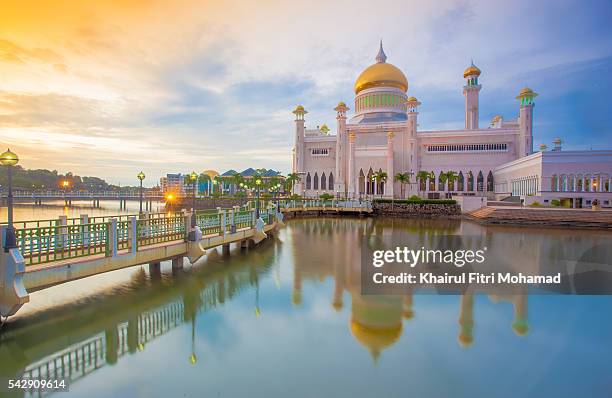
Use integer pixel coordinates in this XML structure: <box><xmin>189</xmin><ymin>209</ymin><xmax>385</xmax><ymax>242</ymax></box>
<box><xmin>189</xmin><ymin>171</ymin><xmax>198</xmax><ymax>241</ymax></box>
<box><xmin>189</xmin><ymin>316</ymin><xmax>197</xmax><ymax>365</ymax></box>
<box><xmin>137</xmin><ymin>171</ymin><xmax>145</xmax><ymax>214</ymax></box>
<box><xmin>1</xmin><ymin>149</ymin><xmax>19</xmax><ymax>251</ymax></box>
<box><xmin>255</xmin><ymin>178</ymin><xmax>262</xmax><ymax>218</ymax></box>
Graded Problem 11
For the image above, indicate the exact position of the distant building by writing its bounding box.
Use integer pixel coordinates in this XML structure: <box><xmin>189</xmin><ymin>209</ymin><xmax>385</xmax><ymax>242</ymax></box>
<box><xmin>160</xmin><ymin>173</ymin><xmax>185</xmax><ymax>195</ymax></box>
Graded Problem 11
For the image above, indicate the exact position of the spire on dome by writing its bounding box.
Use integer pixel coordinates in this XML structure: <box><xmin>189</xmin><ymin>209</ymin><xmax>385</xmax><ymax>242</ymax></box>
<box><xmin>375</xmin><ymin>40</ymin><xmax>387</xmax><ymax>63</ymax></box>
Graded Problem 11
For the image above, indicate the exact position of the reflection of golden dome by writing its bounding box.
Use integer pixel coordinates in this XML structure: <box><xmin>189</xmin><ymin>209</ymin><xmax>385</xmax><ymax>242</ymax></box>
<box><xmin>458</xmin><ymin>331</ymin><xmax>473</xmax><ymax>347</ymax></box>
<box><xmin>350</xmin><ymin>319</ymin><xmax>402</xmax><ymax>360</ymax></box>
<box><xmin>463</xmin><ymin>63</ymin><xmax>481</xmax><ymax>78</ymax></box>
<box><xmin>355</xmin><ymin>63</ymin><xmax>408</xmax><ymax>94</ymax></box>
<box><xmin>512</xmin><ymin>319</ymin><xmax>529</xmax><ymax>336</ymax></box>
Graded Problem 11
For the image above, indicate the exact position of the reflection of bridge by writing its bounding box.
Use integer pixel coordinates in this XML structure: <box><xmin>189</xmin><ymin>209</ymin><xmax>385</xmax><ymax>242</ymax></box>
<box><xmin>1</xmin><ymin>200</ymin><xmax>371</xmax><ymax>319</ymax></box>
<box><xmin>2</xmin><ymin>243</ymin><xmax>273</xmax><ymax>397</ymax></box>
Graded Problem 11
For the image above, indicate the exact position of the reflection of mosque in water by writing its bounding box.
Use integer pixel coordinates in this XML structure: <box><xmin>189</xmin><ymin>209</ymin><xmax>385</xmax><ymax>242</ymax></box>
<box><xmin>0</xmin><ymin>243</ymin><xmax>277</xmax><ymax>396</ymax></box>
<box><xmin>290</xmin><ymin>218</ymin><xmax>533</xmax><ymax>359</ymax></box>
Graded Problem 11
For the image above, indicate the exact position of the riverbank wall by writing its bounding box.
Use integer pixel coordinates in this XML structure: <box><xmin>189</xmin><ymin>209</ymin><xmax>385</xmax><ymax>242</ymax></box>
<box><xmin>372</xmin><ymin>201</ymin><xmax>461</xmax><ymax>218</ymax></box>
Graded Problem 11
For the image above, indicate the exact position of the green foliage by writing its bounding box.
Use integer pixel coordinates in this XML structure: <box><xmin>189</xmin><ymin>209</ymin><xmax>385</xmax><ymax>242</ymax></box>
<box><xmin>530</xmin><ymin>201</ymin><xmax>542</xmax><ymax>207</ymax></box>
<box><xmin>290</xmin><ymin>194</ymin><xmax>302</xmax><ymax>200</ymax></box>
<box><xmin>211</xmin><ymin>191</ymin><xmax>221</xmax><ymax>198</ymax></box>
<box><xmin>319</xmin><ymin>193</ymin><xmax>334</xmax><ymax>200</ymax></box>
<box><xmin>234</xmin><ymin>191</ymin><xmax>246</xmax><ymax>198</ymax></box>
<box><xmin>0</xmin><ymin>166</ymin><xmax>118</xmax><ymax>190</ymax></box>
<box><xmin>408</xmin><ymin>195</ymin><xmax>421</xmax><ymax>201</ymax></box>
<box><xmin>261</xmin><ymin>193</ymin><xmax>272</xmax><ymax>200</ymax></box>
<box><xmin>551</xmin><ymin>199</ymin><xmax>561</xmax><ymax>207</ymax></box>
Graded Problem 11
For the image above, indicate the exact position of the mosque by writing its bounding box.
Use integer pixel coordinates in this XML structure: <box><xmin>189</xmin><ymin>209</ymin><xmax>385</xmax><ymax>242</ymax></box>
<box><xmin>292</xmin><ymin>42</ymin><xmax>612</xmax><ymax>208</ymax></box>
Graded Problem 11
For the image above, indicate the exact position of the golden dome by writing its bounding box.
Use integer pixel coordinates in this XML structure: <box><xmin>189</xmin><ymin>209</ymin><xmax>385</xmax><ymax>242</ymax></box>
<box><xmin>516</xmin><ymin>87</ymin><xmax>537</xmax><ymax>99</ymax></box>
<box><xmin>463</xmin><ymin>62</ymin><xmax>481</xmax><ymax>78</ymax></box>
<box><xmin>337</xmin><ymin>101</ymin><xmax>347</xmax><ymax>107</ymax></box>
<box><xmin>202</xmin><ymin>170</ymin><xmax>219</xmax><ymax>179</ymax></box>
<box><xmin>407</xmin><ymin>96</ymin><xmax>417</xmax><ymax>102</ymax></box>
<box><xmin>293</xmin><ymin>105</ymin><xmax>307</xmax><ymax>114</ymax></box>
<box><xmin>355</xmin><ymin>41</ymin><xmax>407</xmax><ymax>94</ymax></box>
<box><xmin>355</xmin><ymin>62</ymin><xmax>408</xmax><ymax>94</ymax></box>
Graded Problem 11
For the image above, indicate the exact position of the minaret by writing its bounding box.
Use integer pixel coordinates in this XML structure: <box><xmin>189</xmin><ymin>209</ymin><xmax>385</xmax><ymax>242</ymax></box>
<box><xmin>516</xmin><ymin>87</ymin><xmax>537</xmax><ymax>157</ymax></box>
<box><xmin>406</xmin><ymin>96</ymin><xmax>421</xmax><ymax>196</ymax></box>
<box><xmin>463</xmin><ymin>61</ymin><xmax>482</xmax><ymax>130</ymax></box>
<box><xmin>292</xmin><ymin>105</ymin><xmax>307</xmax><ymax>194</ymax></box>
<box><xmin>334</xmin><ymin>102</ymin><xmax>349</xmax><ymax>195</ymax></box>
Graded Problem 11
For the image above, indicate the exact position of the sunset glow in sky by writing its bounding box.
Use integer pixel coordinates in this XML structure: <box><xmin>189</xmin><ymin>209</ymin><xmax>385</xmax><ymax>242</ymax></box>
<box><xmin>1</xmin><ymin>0</ymin><xmax>611</xmax><ymax>185</ymax></box>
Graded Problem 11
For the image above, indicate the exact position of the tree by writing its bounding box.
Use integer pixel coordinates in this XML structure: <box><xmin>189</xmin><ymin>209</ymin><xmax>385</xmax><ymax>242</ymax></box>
<box><xmin>445</xmin><ymin>170</ymin><xmax>458</xmax><ymax>192</ymax></box>
<box><xmin>372</xmin><ymin>171</ymin><xmax>388</xmax><ymax>197</ymax></box>
<box><xmin>394</xmin><ymin>172</ymin><xmax>410</xmax><ymax>199</ymax></box>
<box><xmin>417</xmin><ymin>170</ymin><xmax>431</xmax><ymax>198</ymax></box>
<box><xmin>286</xmin><ymin>172</ymin><xmax>301</xmax><ymax>194</ymax></box>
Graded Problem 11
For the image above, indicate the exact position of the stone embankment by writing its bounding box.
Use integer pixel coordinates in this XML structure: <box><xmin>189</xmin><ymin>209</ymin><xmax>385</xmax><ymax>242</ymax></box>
<box><xmin>167</xmin><ymin>197</ymin><xmax>248</xmax><ymax>211</ymax></box>
<box><xmin>372</xmin><ymin>201</ymin><xmax>461</xmax><ymax>218</ymax></box>
<box><xmin>466</xmin><ymin>206</ymin><xmax>612</xmax><ymax>229</ymax></box>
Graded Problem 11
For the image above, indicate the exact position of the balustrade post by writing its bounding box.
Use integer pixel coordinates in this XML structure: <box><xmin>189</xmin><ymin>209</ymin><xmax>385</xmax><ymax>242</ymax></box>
<box><xmin>230</xmin><ymin>207</ymin><xmax>237</xmax><ymax>233</ymax></box>
<box><xmin>108</xmin><ymin>218</ymin><xmax>118</xmax><ymax>257</ymax></box>
<box><xmin>220</xmin><ymin>209</ymin><xmax>227</xmax><ymax>236</ymax></box>
<box><xmin>128</xmin><ymin>216</ymin><xmax>137</xmax><ymax>253</ymax></box>
<box><xmin>58</xmin><ymin>215</ymin><xmax>68</xmax><ymax>250</ymax></box>
<box><xmin>80</xmin><ymin>214</ymin><xmax>89</xmax><ymax>247</ymax></box>
<box><xmin>251</xmin><ymin>208</ymin><xmax>256</xmax><ymax>227</ymax></box>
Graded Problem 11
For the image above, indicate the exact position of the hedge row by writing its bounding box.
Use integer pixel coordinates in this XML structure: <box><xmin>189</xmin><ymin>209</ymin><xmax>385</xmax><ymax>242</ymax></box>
<box><xmin>373</xmin><ymin>199</ymin><xmax>457</xmax><ymax>205</ymax></box>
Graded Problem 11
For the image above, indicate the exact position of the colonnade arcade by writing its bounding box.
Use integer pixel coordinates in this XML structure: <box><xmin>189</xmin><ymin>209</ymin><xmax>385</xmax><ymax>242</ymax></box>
<box><xmin>551</xmin><ymin>173</ymin><xmax>611</xmax><ymax>193</ymax></box>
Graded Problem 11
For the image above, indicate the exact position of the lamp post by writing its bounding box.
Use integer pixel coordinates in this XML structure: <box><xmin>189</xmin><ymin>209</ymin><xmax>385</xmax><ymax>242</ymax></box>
<box><xmin>1</xmin><ymin>149</ymin><xmax>19</xmax><ymax>251</ymax></box>
<box><xmin>137</xmin><ymin>171</ymin><xmax>145</xmax><ymax>214</ymax></box>
<box><xmin>189</xmin><ymin>171</ymin><xmax>198</xmax><ymax>240</ymax></box>
<box><xmin>255</xmin><ymin>178</ymin><xmax>262</xmax><ymax>218</ymax></box>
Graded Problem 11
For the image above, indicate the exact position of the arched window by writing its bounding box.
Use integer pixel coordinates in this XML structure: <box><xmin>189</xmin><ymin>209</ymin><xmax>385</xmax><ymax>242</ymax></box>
<box><xmin>359</xmin><ymin>169</ymin><xmax>365</xmax><ymax>194</ymax></box>
<box><xmin>458</xmin><ymin>171</ymin><xmax>464</xmax><ymax>191</ymax></box>
<box><xmin>306</xmin><ymin>173</ymin><xmax>311</xmax><ymax>189</ymax></box>
<box><xmin>487</xmin><ymin>171</ymin><xmax>494</xmax><ymax>192</ymax></box>
<box><xmin>438</xmin><ymin>171</ymin><xmax>445</xmax><ymax>191</ymax></box>
<box><xmin>419</xmin><ymin>173</ymin><xmax>426</xmax><ymax>191</ymax></box>
<box><xmin>568</xmin><ymin>175</ymin><xmax>575</xmax><ymax>191</ymax></box>
<box><xmin>551</xmin><ymin>175</ymin><xmax>557</xmax><ymax>192</ymax></box>
<box><xmin>328</xmin><ymin>172</ymin><xmax>334</xmax><ymax>190</ymax></box>
<box><xmin>313</xmin><ymin>172</ymin><xmax>319</xmax><ymax>190</ymax></box>
<box><xmin>577</xmin><ymin>174</ymin><xmax>583</xmax><ymax>191</ymax></box>
<box><xmin>429</xmin><ymin>171</ymin><xmax>436</xmax><ymax>191</ymax></box>
<box><xmin>467</xmin><ymin>171</ymin><xmax>474</xmax><ymax>191</ymax></box>
<box><xmin>320</xmin><ymin>173</ymin><xmax>326</xmax><ymax>191</ymax></box>
<box><xmin>477</xmin><ymin>171</ymin><xmax>484</xmax><ymax>192</ymax></box>
<box><xmin>367</xmin><ymin>168</ymin><xmax>374</xmax><ymax>195</ymax></box>
<box><xmin>378</xmin><ymin>168</ymin><xmax>385</xmax><ymax>196</ymax></box>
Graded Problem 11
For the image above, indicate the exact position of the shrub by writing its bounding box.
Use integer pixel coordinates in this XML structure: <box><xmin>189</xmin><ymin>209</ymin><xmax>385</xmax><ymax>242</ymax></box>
<box><xmin>234</xmin><ymin>191</ymin><xmax>246</xmax><ymax>198</ymax></box>
<box><xmin>551</xmin><ymin>199</ymin><xmax>561</xmax><ymax>207</ymax></box>
<box><xmin>530</xmin><ymin>201</ymin><xmax>542</xmax><ymax>207</ymax></box>
<box><xmin>409</xmin><ymin>195</ymin><xmax>421</xmax><ymax>201</ymax></box>
<box><xmin>290</xmin><ymin>194</ymin><xmax>302</xmax><ymax>200</ymax></box>
<box><xmin>211</xmin><ymin>191</ymin><xmax>221</xmax><ymax>198</ymax></box>
<box><xmin>319</xmin><ymin>193</ymin><xmax>334</xmax><ymax>200</ymax></box>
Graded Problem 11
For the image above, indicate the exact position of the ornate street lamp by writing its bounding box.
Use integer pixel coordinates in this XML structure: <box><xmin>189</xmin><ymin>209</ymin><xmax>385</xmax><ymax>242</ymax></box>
<box><xmin>189</xmin><ymin>171</ymin><xmax>198</xmax><ymax>240</ymax></box>
<box><xmin>255</xmin><ymin>178</ymin><xmax>262</xmax><ymax>218</ymax></box>
<box><xmin>137</xmin><ymin>171</ymin><xmax>145</xmax><ymax>214</ymax></box>
<box><xmin>0</xmin><ymin>148</ymin><xmax>19</xmax><ymax>251</ymax></box>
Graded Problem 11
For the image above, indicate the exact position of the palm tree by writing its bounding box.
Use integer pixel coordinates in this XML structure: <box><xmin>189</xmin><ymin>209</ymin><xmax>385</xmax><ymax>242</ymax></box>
<box><xmin>417</xmin><ymin>170</ymin><xmax>431</xmax><ymax>198</ymax></box>
<box><xmin>198</xmin><ymin>173</ymin><xmax>211</xmax><ymax>196</ymax></box>
<box><xmin>445</xmin><ymin>170</ymin><xmax>458</xmax><ymax>192</ymax></box>
<box><xmin>372</xmin><ymin>171</ymin><xmax>388</xmax><ymax>198</ymax></box>
<box><xmin>286</xmin><ymin>172</ymin><xmax>301</xmax><ymax>194</ymax></box>
<box><xmin>232</xmin><ymin>172</ymin><xmax>244</xmax><ymax>194</ymax></box>
<box><xmin>394</xmin><ymin>172</ymin><xmax>410</xmax><ymax>199</ymax></box>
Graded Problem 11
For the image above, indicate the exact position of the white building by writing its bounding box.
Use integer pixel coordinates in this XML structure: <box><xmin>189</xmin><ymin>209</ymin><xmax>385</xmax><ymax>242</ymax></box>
<box><xmin>292</xmin><ymin>42</ymin><xmax>612</xmax><ymax>208</ymax></box>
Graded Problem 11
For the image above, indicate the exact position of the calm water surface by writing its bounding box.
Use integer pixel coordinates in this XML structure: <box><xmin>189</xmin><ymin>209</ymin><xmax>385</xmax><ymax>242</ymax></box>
<box><xmin>1</xmin><ymin>204</ymin><xmax>611</xmax><ymax>398</ymax></box>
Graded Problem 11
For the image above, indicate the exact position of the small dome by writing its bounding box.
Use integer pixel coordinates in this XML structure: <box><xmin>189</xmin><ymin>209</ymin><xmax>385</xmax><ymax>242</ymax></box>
<box><xmin>512</xmin><ymin>319</ymin><xmax>529</xmax><ymax>336</ymax></box>
<box><xmin>319</xmin><ymin>124</ymin><xmax>330</xmax><ymax>134</ymax></box>
<box><xmin>491</xmin><ymin>115</ymin><xmax>502</xmax><ymax>123</ymax></box>
<box><xmin>407</xmin><ymin>96</ymin><xmax>418</xmax><ymax>102</ymax></box>
<box><xmin>553</xmin><ymin>137</ymin><xmax>562</xmax><ymax>145</ymax></box>
<box><xmin>517</xmin><ymin>87</ymin><xmax>537</xmax><ymax>97</ymax></box>
<box><xmin>350</xmin><ymin>318</ymin><xmax>402</xmax><ymax>360</ymax></box>
<box><xmin>202</xmin><ymin>170</ymin><xmax>219</xmax><ymax>179</ymax></box>
<box><xmin>463</xmin><ymin>62</ymin><xmax>481</xmax><ymax>78</ymax></box>
<box><xmin>337</xmin><ymin>101</ymin><xmax>347</xmax><ymax>108</ymax></box>
<box><xmin>293</xmin><ymin>105</ymin><xmax>307</xmax><ymax>114</ymax></box>
<box><xmin>539</xmin><ymin>144</ymin><xmax>547</xmax><ymax>151</ymax></box>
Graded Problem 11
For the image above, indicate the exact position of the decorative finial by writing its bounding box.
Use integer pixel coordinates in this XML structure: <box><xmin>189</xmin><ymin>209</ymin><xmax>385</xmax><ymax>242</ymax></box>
<box><xmin>376</xmin><ymin>40</ymin><xmax>387</xmax><ymax>63</ymax></box>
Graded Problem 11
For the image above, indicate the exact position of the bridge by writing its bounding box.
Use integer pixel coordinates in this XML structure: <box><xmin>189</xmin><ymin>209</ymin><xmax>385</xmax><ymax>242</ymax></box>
<box><xmin>1</xmin><ymin>190</ymin><xmax>165</xmax><ymax>209</ymax></box>
<box><xmin>0</xmin><ymin>199</ymin><xmax>371</xmax><ymax>318</ymax></box>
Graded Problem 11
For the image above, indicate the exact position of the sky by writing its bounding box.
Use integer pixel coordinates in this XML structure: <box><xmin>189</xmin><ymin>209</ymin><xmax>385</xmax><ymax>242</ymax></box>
<box><xmin>0</xmin><ymin>0</ymin><xmax>611</xmax><ymax>186</ymax></box>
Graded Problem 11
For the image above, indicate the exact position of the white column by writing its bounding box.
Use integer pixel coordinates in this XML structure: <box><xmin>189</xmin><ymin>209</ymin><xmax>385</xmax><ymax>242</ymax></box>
<box><xmin>386</xmin><ymin>132</ymin><xmax>394</xmax><ymax>198</ymax></box>
<box><xmin>348</xmin><ymin>133</ymin><xmax>355</xmax><ymax>198</ymax></box>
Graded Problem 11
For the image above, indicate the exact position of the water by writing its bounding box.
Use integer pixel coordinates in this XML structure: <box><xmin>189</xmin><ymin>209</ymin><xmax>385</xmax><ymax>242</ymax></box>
<box><xmin>1</xmin><ymin>205</ymin><xmax>612</xmax><ymax>397</ymax></box>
